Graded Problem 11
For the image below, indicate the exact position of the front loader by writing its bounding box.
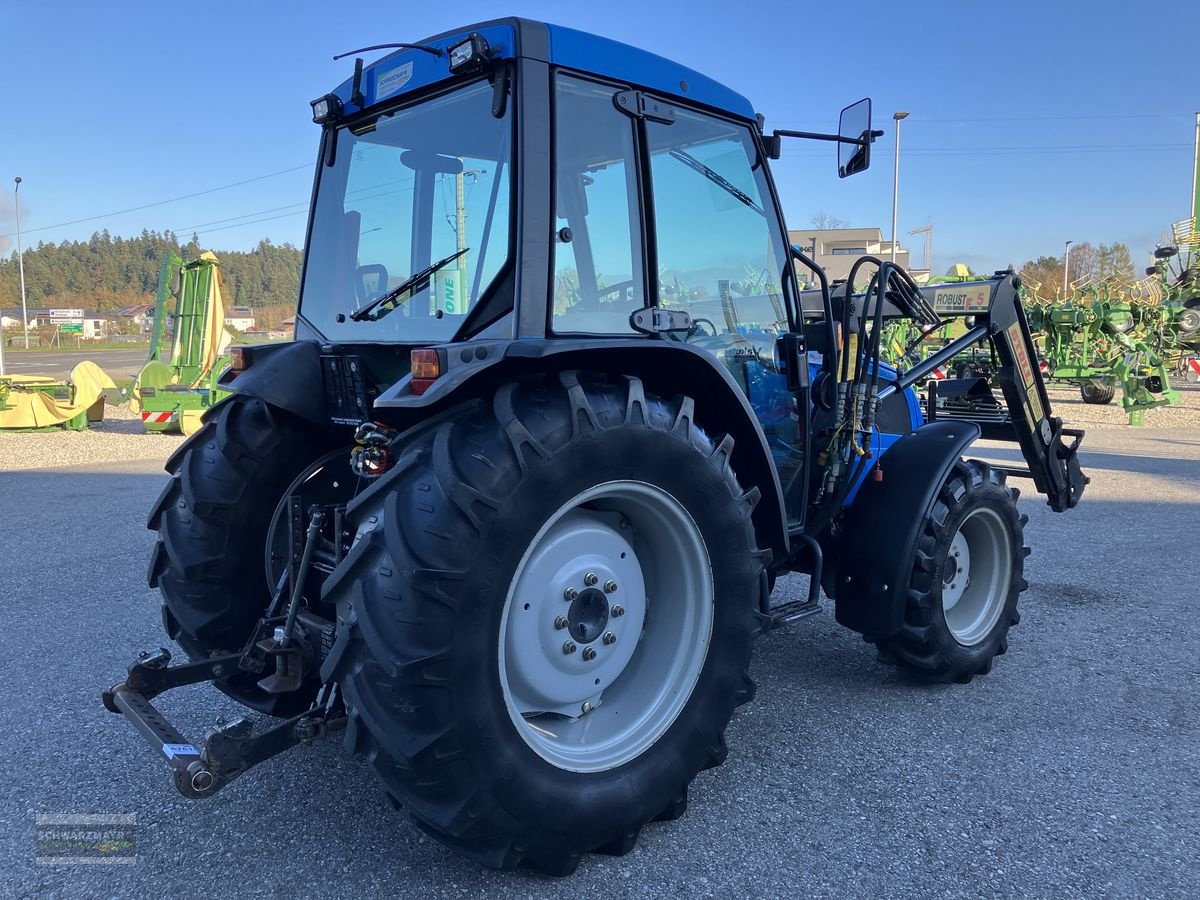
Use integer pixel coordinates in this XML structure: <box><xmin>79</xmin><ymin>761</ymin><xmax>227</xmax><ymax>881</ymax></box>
<box><xmin>105</xmin><ymin>18</ymin><xmax>1086</xmax><ymax>875</ymax></box>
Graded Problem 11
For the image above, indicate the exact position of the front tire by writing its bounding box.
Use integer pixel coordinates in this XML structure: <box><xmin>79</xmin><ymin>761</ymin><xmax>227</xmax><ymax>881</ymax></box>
<box><xmin>322</xmin><ymin>373</ymin><xmax>764</xmax><ymax>873</ymax></box>
<box><xmin>871</xmin><ymin>460</ymin><xmax>1026</xmax><ymax>683</ymax></box>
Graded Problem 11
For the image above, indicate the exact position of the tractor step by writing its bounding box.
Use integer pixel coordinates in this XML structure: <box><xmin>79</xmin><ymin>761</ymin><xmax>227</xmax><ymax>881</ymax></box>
<box><xmin>766</xmin><ymin>598</ymin><xmax>823</xmax><ymax>629</ymax></box>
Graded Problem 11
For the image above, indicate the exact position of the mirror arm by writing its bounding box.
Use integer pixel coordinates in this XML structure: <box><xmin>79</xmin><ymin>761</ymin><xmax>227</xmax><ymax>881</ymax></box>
<box><xmin>771</xmin><ymin>128</ymin><xmax>884</xmax><ymax>145</ymax></box>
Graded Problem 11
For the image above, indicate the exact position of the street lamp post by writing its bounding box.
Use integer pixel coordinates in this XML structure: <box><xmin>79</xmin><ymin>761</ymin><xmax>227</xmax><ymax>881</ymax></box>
<box><xmin>1062</xmin><ymin>240</ymin><xmax>1073</xmax><ymax>296</ymax></box>
<box><xmin>14</xmin><ymin>177</ymin><xmax>29</xmax><ymax>349</ymax></box>
<box><xmin>890</xmin><ymin>111</ymin><xmax>910</xmax><ymax>264</ymax></box>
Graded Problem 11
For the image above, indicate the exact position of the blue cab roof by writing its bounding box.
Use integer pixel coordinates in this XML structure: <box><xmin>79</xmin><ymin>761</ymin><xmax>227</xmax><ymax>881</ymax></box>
<box><xmin>329</xmin><ymin>18</ymin><xmax>756</xmax><ymax>122</ymax></box>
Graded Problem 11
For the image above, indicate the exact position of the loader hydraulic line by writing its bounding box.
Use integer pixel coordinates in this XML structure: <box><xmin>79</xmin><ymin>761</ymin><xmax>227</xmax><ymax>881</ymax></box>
<box><xmin>808</xmin><ymin>272</ymin><xmax>1088</xmax><ymax>512</ymax></box>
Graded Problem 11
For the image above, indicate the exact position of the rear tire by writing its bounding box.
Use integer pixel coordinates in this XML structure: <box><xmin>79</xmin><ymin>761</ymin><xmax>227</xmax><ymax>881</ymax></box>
<box><xmin>322</xmin><ymin>373</ymin><xmax>764</xmax><ymax>873</ymax></box>
<box><xmin>870</xmin><ymin>460</ymin><xmax>1026</xmax><ymax>683</ymax></box>
<box><xmin>147</xmin><ymin>395</ymin><xmax>329</xmax><ymax>714</ymax></box>
<box><xmin>1080</xmin><ymin>380</ymin><xmax>1116</xmax><ymax>405</ymax></box>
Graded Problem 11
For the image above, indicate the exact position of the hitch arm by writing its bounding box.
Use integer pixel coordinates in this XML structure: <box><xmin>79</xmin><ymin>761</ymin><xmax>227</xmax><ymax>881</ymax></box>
<box><xmin>103</xmin><ymin>648</ymin><xmax>341</xmax><ymax>799</ymax></box>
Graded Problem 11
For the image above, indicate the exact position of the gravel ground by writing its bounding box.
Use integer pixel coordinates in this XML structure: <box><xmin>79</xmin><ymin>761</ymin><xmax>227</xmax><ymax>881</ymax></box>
<box><xmin>1</xmin><ymin>395</ymin><xmax>1197</xmax><ymax>897</ymax></box>
<box><xmin>0</xmin><ymin>396</ymin><xmax>182</xmax><ymax>472</ymax></box>
<box><xmin>1046</xmin><ymin>382</ymin><xmax>1200</xmax><ymax>429</ymax></box>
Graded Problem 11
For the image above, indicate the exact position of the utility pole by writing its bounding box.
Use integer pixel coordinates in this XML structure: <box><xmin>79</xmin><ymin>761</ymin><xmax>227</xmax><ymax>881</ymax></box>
<box><xmin>1191</xmin><ymin>111</ymin><xmax>1199</xmax><ymax>228</ymax></box>
<box><xmin>455</xmin><ymin>171</ymin><xmax>468</xmax><ymax>283</ymax></box>
<box><xmin>1062</xmin><ymin>240</ymin><xmax>1073</xmax><ymax>296</ymax></box>
<box><xmin>451</xmin><ymin>168</ymin><xmax>483</xmax><ymax>311</ymax></box>
<box><xmin>14</xmin><ymin>177</ymin><xmax>29</xmax><ymax>349</ymax></box>
<box><xmin>910</xmin><ymin>219</ymin><xmax>932</xmax><ymax>271</ymax></box>
<box><xmin>890</xmin><ymin>112</ymin><xmax>909</xmax><ymax>264</ymax></box>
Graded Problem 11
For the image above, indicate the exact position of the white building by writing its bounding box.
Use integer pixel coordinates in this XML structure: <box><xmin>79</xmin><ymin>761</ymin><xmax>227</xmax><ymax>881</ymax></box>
<box><xmin>224</xmin><ymin>306</ymin><xmax>256</xmax><ymax>332</ymax></box>
<box><xmin>787</xmin><ymin>227</ymin><xmax>927</xmax><ymax>287</ymax></box>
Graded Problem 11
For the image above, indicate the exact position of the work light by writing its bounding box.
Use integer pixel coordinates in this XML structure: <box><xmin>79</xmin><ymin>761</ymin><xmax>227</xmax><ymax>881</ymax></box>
<box><xmin>310</xmin><ymin>93</ymin><xmax>344</xmax><ymax>124</ymax></box>
<box><xmin>448</xmin><ymin>33</ymin><xmax>490</xmax><ymax>73</ymax></box>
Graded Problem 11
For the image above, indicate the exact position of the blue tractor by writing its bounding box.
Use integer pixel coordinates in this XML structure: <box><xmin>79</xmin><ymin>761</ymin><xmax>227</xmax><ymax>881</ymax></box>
<box><xmin>106</xmin><ymin>19</ymin><xmax>1087</xmax><ymax>874</ymax></box>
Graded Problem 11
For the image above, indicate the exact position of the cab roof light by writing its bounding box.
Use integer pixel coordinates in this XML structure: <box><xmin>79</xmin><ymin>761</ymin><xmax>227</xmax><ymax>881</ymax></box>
<box><xmin>448</xmin><ymin>33</ymin><xmax>491</xmax><ymax>74</ymax></box>
<box><xmin>311</xmin><ymin>93</ymin><xmax>344</xmax><ymax>124</ymax></box>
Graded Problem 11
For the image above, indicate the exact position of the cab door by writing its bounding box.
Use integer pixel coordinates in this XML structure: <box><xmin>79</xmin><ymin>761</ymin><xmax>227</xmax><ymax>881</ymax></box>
<box><xmin>641</xmin><ymin>104</ymin><xmax>806</xmax><ymax>523</ymax></box>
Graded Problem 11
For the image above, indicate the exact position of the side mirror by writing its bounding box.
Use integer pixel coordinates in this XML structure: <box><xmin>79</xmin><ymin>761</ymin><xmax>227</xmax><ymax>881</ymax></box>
<box><xmin>838</xmin><ymin>98</ymin><xmax>873</xmax><ymax>178</ymax></box>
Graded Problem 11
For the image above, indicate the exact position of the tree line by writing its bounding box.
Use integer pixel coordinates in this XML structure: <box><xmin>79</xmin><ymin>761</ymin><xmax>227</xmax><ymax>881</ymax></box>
<box><xmin>1016</xmin><ymin>242</ymin><xmax>1137</xmax><ymax>297</ymax></box>
<box><xmin>0</xmin><ymin>230</ymin><xmax>302</xmax><ymax>324</ymax></box>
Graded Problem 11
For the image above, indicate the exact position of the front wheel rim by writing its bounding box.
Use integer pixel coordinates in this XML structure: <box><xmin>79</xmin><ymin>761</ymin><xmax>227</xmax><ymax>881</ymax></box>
<box><xmin>498</xmin><ymin>481</ymin><xmax>713</xmax><ymax>773</ymax></box>
<box><xmin>940</xmin><ymin>506</ymin><xmax>1012</xmax><ymax>646</ymax></box>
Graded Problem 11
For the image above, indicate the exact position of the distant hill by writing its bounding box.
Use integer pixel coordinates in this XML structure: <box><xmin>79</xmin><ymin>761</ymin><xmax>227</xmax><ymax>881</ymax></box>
<box><xmin>0</xmin><ymin>230</ymin><xmax>303</xmax><ymax>317</ymax></box>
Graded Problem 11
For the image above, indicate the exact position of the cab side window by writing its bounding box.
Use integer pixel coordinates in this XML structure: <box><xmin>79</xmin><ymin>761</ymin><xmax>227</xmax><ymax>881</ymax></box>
<box><xmin>551</xmin><ymin>75</ymin><xmax>645</xmax><ymax>334</ymax></box>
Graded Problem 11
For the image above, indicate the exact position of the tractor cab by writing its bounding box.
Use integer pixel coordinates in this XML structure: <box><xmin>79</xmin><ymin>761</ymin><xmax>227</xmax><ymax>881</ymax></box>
<box><xmin>285</xmin><ymin>18</ymin><xmax>875</xmax><ymax>523</ymax></box>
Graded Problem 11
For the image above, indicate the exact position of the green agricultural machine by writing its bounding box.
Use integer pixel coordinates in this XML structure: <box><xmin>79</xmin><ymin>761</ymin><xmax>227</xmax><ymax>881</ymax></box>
<box><xmin>0</xmin><ymin>361</ymin><xmax>115</xmax><ymax>431</ymax></box>
<box><xmin>1032</xmin><ymin>281</ymin><xmax>1179</xmax><ymax>425</ymax></box>
<box><xmin>1143</xmin><ymin>217</ymin><xmax>1200</xmax><ymax>372</ymax></box>
<box><xmin>104</xmin><ymin>20</ymin><xmax>1087</xmax><ymax>874</ymax></box>
<box><xmin>128</xmin><ymin>251</ymin><xmax>233</xmax><ymax>435</ymax></box>
<box><xmin>890</xmin><ymin>273</ymin><xmax>1184</xmax><ymax>426</ymax></box>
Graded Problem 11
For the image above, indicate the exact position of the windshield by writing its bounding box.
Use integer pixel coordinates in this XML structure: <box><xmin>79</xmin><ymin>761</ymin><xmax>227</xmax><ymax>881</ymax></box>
<box><xmin>299</xmin><ymin>79</ymin><xmax>513</xmax><ymax>342</ymax></box>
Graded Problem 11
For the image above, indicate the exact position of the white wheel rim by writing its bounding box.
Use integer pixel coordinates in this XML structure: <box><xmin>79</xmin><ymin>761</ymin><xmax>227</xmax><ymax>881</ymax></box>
<box><xmin>497</xmin><ymin>480</ymin><xmax>713</xmax><ymax>773</ymax></box>
<box><xmin>940</xmin><ymin>506</ymin><xmax>1012</xmax><ymax>646</ymax></box>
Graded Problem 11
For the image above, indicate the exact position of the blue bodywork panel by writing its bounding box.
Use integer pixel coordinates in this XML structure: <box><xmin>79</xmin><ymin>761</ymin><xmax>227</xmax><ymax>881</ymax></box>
<box><xmin>325</xmin><ymin>19</ymin><xmax>755</xmax><ymax>122</ymax></box>
<box><xmin>731</xmin><ymin>343</ymin><xmax>923</xmax><ymax>522</ymax></box>
<box><xmin>545</xmin><ymin>25</ymin><xmax>755</xmax><ymax>120</ymax></box>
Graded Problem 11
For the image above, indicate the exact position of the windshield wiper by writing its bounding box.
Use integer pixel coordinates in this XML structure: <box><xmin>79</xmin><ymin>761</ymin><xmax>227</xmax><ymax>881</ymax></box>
<box><xmin>668</xmin><ymin>149</ymin><xmax>764</xmax><ymax>217</ymax></box>
<box><xmin>348</xmin><ymin>248</ymin><xmax>470</xmax><ymax>322</ymax></box>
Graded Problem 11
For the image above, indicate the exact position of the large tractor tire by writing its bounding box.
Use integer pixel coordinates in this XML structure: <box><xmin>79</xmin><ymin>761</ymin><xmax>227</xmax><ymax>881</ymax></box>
<box><xmin>871</xmin><ymin>460</ymin><xmax>1026</xmax><ymax>684</ymax></box>
<box><xmin>1080</xmin><ymin>380</ymin><xmax>1116</xmax><ymax>405</ymax></box>
<box><xmin>148</xmin><ymin>395</ymin><xmax>330</xmax><ymax>715</ymax></box>
<box><xmin>322</xmin><ymin>373</ymin><xmax>763</xmax><ymax>874</ymax></box>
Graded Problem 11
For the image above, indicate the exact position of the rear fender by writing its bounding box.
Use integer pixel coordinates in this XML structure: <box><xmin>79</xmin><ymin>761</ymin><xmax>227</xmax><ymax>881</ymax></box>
<box><xmin>215</xmin><ymin>340</ymin><xmax>327</xmax><ymax>426</ymax></box>
<box><xmin>376</xmin><ymin>339</ymin><xmax>790</xmax><ymax>564</ymax></box>
<box><xmin>831</xmin><ymin>420</ymin><xmax>980</xmax><ymax>637</ymax></box>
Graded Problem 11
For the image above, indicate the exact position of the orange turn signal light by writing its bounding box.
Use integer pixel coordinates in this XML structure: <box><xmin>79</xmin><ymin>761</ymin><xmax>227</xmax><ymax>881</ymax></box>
<box><xmin>410</xmin><ymin>348</ymin><xmax>443</xmax><ymax>395</ymax></box>
<box><xmin>229</xmin><ymin>346</ymin><xmax>248</xmax><ymax>373</ymax></box>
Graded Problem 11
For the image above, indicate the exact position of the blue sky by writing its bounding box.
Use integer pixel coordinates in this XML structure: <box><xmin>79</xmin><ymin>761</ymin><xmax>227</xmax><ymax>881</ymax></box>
<box><xmin>1</xmin><ymin>0</ymin><xmax>1197</xmax><ymax>276</ymax></box>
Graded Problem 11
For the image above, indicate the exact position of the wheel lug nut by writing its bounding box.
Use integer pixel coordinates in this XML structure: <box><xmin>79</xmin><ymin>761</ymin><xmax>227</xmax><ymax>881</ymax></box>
<box><xmin>562</xmin><ymin>640</ymin><xmax>577</xmax><ymax>655</ymax></box>
<box><xmin>563</xmin><ymin>587</ymin><xmax>578</xmax><ymax>602</ymax></box>
<box><xmin>554</xmin><ymin>616</ymin><xmax>569</xmax><ymax>630</ymax></box>
<box><xmin>582</xmin><ymin>647</ymin><xmax>597</xmax><ymax>661</ymax></box>
<box><xmin>603</xmin><ymin>632</ymin><xmax>616</xmax><ymax>645</ymax></box>
<box><xmin>584</xmin><ymin>572</ymin><xmax>599</xmax><ymax>587</ymax></box>
<box><xmin>604</xmin><ymin>580</ymin><xmax>617</xmax><ymax>593</ymax></box>
<box><xmin>611</xmin><ymin>605</ymin><xmax>625</xmax><ymax>617</ymax></box>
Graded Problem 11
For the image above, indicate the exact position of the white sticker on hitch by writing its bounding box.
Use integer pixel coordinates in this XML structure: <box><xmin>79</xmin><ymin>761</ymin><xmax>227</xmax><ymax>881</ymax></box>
<box><xmin>162</xmin><ymin>743</ymin><xmax>200</xmax><ymax>759</ymax></box>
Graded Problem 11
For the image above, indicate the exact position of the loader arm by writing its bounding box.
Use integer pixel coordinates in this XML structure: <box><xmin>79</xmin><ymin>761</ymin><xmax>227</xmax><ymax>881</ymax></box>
<box><xmin>820</xmin><ymin>273</ymin><xmax>1088</xmax><ymax>511</ymax></box>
